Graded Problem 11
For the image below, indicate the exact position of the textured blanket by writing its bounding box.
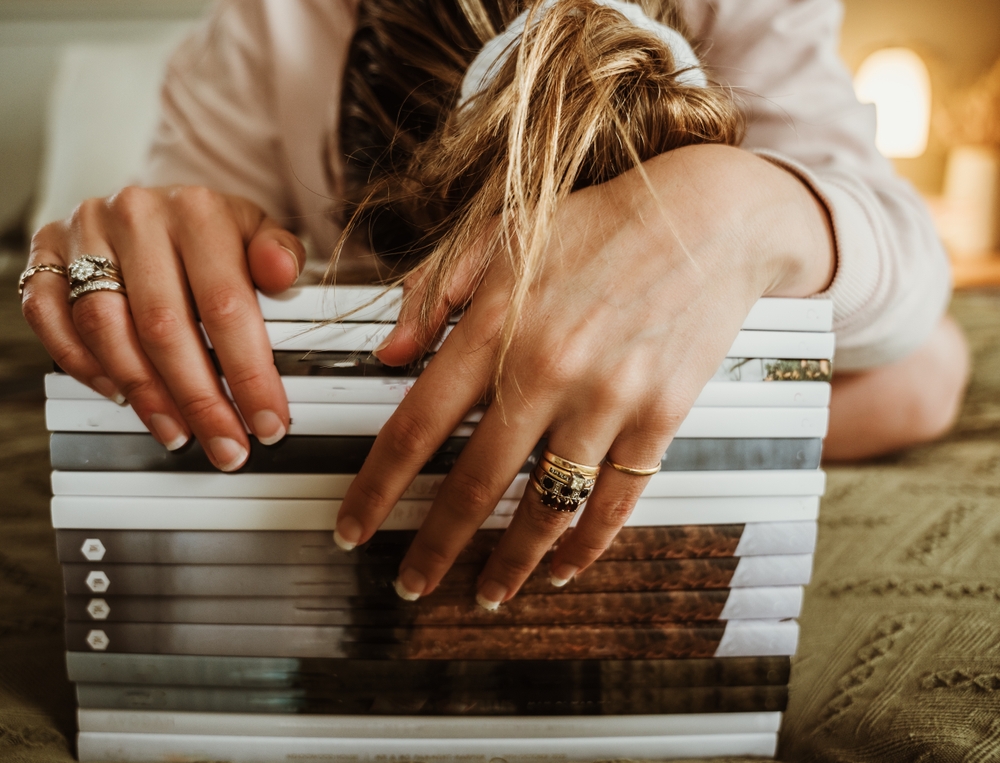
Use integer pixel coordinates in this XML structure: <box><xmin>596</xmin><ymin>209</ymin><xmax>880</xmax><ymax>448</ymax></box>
<box><xmin>1</xmin><ymin>257</ymin><xmax>997</xmax><ymax>762</ymax></box>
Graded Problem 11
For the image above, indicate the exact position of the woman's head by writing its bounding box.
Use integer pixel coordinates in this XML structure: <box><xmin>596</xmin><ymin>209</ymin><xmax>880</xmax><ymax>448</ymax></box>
<box><xmin>335</xmin><ymin>0</ymin><xmax>744</xmax><ymax>380</ymax></box>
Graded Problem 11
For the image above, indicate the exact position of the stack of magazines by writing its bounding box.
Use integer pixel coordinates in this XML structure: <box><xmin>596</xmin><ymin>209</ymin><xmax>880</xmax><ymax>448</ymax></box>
<box><xmin>46</xmin><ymin>286</ymin><xmax>833</xmax><ymax>761</ymax></box>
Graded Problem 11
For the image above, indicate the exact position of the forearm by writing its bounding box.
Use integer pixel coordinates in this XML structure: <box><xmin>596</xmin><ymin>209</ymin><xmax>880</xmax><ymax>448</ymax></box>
<box><xmin>625</xmin><ymin>144</ymin><xmax>836</xmax><ymax>302</ymax></box>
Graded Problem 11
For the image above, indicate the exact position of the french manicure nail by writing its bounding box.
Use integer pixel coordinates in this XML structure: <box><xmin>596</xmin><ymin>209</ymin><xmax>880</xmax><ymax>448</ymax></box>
<box><xmin>333</xmin><ymin>516</ymin><xmax>363</xmax><ymax>551</ymax></box>
<box><xmin>149</xmin><ymin>413</ymin><xmax>189</xmax><ymax>451</ymax></box>
<box><xmin>476</xmin><ymin>580</ymin><xmax>507</xmax><ymax>611</ymax></box>
<box><xmin>550</xmin><ymin>565</ymin><xmax>578</xmax><ymax>588</ymax></box>
<box><xmin>92</xmin><ymin>376</ymin><xmax>126</xmax><ymax>406</ymax></box>
<box><xmin>252</xmin><ymin>409</ymin><xmax>286</xmax><ymax>446</ymax></box>
<box><xmin>394</xmin><ymin>568</ymin><xmax>426</xmax><ymax>601</ymax></box>
<box><xmin>208</xmin><ymin>436</ymin><xmax>248</xmax><ymax>472</ymax></box>
<box><xmin>280</xmin><ymin>246</ymin><xmax>301</xmax><ymax>282</ymax></box>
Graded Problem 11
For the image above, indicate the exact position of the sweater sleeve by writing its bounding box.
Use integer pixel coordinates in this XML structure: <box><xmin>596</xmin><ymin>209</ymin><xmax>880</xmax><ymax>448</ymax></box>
<box><xmin>141</xmin><ymin>0</ymin><xmax>297</xmax><ymax>225</ymax></box>
<box><xmin>690</xmin><ymin>0</ymin><xmax>952</xmax><ymax>371</ymax></box>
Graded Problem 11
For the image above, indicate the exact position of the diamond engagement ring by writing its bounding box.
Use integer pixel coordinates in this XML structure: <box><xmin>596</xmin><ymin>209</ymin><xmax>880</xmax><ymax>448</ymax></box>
<box><xmin>68</xmin><ymin>255</ymin><xmax>127</xmax><ymax>304</ymax></box>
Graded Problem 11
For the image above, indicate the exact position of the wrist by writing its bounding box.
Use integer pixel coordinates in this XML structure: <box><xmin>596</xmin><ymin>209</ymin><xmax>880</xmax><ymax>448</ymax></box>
<box><xmin>630</xmin><ymin>144</ymin><xmax>836</xmax><ymax>300</ymax></box>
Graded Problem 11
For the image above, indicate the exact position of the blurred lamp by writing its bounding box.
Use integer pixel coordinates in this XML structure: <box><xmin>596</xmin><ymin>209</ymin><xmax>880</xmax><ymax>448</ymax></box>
<box><xmin>854</xmin><ymin>47</ymin><xmax>931</xmax><ymax>158</ymax></box>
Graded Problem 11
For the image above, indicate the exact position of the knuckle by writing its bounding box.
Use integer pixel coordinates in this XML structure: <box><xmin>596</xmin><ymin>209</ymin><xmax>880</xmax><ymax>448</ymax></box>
<box><xmin>30</xmin><ymin>220</ymin><xmax>66</xmax><ymax>252</ymax></box>
<box><xmin>134</xmin><ymin>304</ymin><xmax>186</xmax><ymax>349</ymax></box>
<box><xmin>593</xmin><ymin>494</ymin><xmax>638</xmax><ymax>530</ymax></box>
<box><xmin>69</xmin><ymin>197</ymin><xmax>106</xmax><ymax>229</ymax></box>
<box><xmin>197</xmin><ymin>283</ymin><xmax>254</xmax><ymax>330</ymax></box>
<box><xmin>408</xmin><ymin>535</ymin><xmax>456</xmax><ymax>572</ymax></box>
<box><xmin>106</xmin><ymin>186</ymin><xmax>159</xmax><ymax>230</ymax></box>
<box><xmin>177</xmin><ymin>390</ymin><xmax>232</xmax><ymax>426</ymax></box>
<box><xmin>118</xmin><ymin>375</ymin><xmax>161</xmax><ymax>405</ymax></box>
<box><xmin>222</xmin><ymin>364</ymin><xmax>273</xmax><ymax>401</ymax></box>
<box><xmin>444</xmin><ymin>469</ymin><xmax>497</xmax><ymax>517</ymax></box>
<box><xmin>47</xmin><ymin>338</ymin><xmax>92</xmax><ymax>375</ymax></box>
<box><xmin>348</xmin><ymin>479</ymin><xmax>394</xmax><ymax>513</ymax></box>
<box><xmin>383</xmin><ymin>408</ymin><xmax>438</xmax><ymax>460</ymax></box>
<box><xmin>170</xmin><ymin>185</ymin><xmax>223</xmax><ymax>222</ymax></box>
<box><xmin>72</xmin><ymin>295</ymin><xmax>127</xmax><ymax>338</ymax></box>
<box><xmin>20</xmin><ymin>291</ymin><xmax>57</xmax><ymax>330</ymax></box>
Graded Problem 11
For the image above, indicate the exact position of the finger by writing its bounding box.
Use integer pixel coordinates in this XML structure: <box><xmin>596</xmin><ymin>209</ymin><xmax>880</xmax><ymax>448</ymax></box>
<box><xmin>245</xmin><ymin>213</ymin><xmax>305</xmax><ymax>295</ymax></box>
<box><xmin>392</xmin><ymin>401</ymin><xmax>551</xmax><ymax>602</ymax></box>
<box><xmin>334</xmin><ymin>302</ymin><xmax>501</xmax><ymax>551</ymax></box>
<box><xmin>105</xmin><ymin>187</ymin><xmax>252</xmax><ymax>468</ymax></box>
<box><xmin>548</xmin><ymin>421</ymin><xmax>673</xmax><ymax>586</ymax></box>
<box><xmin>374</xmin><ymin>254</ymin><xmax>482</xmax><ymax>367</ymax></box>
<box><xmin>58</xmin><ymin>198</ymin><xmax>195</xmax><ymax>450</ymax></box>
<box><xmin>473</xmin><ymin>417</ymin><xmax>619</xmax><ymax>610</ymax></box>
<box><xmin>22</xmin><ymin>222</ymin><xmax>119</xmax><ymax>401</ymax></box>
<box><xmin>169</xmin><ymin>187</ymin><xmax>292</xmax><ymax>451</ymax></box>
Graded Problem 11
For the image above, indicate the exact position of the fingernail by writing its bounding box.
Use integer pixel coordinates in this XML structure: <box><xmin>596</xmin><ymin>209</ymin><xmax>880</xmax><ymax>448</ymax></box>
<box><xmin>394</xmin><ymin>568</ymin><xmax>426</xmax><ymax>601</ymax></box>
<box><xmin>93</xmin><ymin>376</ymin><xmax>126</xmax><ymax>406</ymax></box>
<box><xmin>476</xmin><ymin>580</ymin><xmax>507</xmax><ymax>611</ymax></box>
<box><xmin>252</xmin><ymin>409</ymin><xmax>286</xmax><ymax>446</ymax></box>
<box><xmin>333</xmin><ymin>516</ymin><xmax>363</xmax><ymax>551</ymax></box>
<box><xmin>373</xmin><ymin>328</ymin><xmax>394</xmax><ymax>357</ymax></box>
<box><xmin>550</xmin><ymin>565</ymin><xmax>578</xmax><ymax>588</ymax></box>
<box><xmin>208</xmin><ymin>436</ymin><xmax>248</xmax><ymax>472</ymax></box>
<box><xmin>280</xmin><ymin>246</ymin><xmax>302</xmax><ymax>282</ymax></box>
<box><xmin>149</xmin><ymin>413</ymin><xmax>189</xmax><ymax>451</ymax></box>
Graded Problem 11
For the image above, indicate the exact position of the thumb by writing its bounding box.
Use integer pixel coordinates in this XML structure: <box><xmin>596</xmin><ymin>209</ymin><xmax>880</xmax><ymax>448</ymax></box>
<box><xmin>375</xmin><ymin>257</ymin><xmax>480</xmax><ymax>367</ymax></box>
<box><xmin>227</xmin><ymin>196</ymin><xmax>305</xmax><ymax>294</ymax></box>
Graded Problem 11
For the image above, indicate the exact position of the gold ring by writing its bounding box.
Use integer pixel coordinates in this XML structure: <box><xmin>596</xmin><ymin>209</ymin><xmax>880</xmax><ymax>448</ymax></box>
<box><xmin>542</xmin><ymin>449</ymin><xmax>600</xmax><ymax>477</ymax></box>
<box><xmin>603</xmin><ymin>456</ymin><xmax>661</xmax><ymax>476</ymax></box>
<box><xmin>18</xmin><ymin>264</ymin><xmax>68</xmax><ymax>296</ymax></box>
<box><xmin>68</xmin><ymin>255</ymin><xmax>126</xmax><ymax>304</ymax></box>
<box><xmin>530</xmin><ymin>473</ymin><xmax>582</xmax><ymax>512</ymax></box>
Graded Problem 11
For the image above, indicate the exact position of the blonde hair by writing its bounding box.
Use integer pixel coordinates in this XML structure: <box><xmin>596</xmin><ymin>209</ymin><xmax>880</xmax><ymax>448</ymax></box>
<box><xmin>334</xmin><ymin>0</ymin><xmax>744</xmax><ymax>390</ymax></box>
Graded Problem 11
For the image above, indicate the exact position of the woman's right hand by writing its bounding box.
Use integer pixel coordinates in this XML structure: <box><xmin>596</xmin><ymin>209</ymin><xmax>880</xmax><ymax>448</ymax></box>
<box><xmin>21</xmin><ymin>186</ymin><xmax>305</xmax><ymax>471</ymax></box>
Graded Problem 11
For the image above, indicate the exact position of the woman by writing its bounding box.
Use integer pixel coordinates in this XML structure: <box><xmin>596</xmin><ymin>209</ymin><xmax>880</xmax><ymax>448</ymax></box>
<box><xmin>21</xmin><ymin>0</ymin><xmax>968</xmax><ymax>610</ymax></box>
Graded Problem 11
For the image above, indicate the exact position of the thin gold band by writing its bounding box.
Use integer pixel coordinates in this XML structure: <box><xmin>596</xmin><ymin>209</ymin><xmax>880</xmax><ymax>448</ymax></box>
<box><xmin>603</xmin><ymin>457</ymin><xmax>661</xmax><ymax>477</ymax></box>
<box><xmin>18</xmin><ymin>264</ymin><xmax>68</xmax><ymax>296</ymax></box>
<box><xmin>541</xmin><ymin>449</ymin><xmax>600</xmax><ymax>477</ymax></box>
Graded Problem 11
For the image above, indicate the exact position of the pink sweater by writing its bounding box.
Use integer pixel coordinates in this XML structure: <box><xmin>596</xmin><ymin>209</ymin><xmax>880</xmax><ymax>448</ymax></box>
<box><xmin>143</xmin><ymin>0</ymin><xmax>952</xmax><ymax>371</ymax></box>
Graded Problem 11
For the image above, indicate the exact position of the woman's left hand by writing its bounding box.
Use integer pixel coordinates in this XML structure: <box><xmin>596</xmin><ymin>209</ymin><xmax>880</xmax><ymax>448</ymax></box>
<box><xmin>334</xmin><ymin>143</ymin><xmax>835</xmax><ymax>607</ymax></box>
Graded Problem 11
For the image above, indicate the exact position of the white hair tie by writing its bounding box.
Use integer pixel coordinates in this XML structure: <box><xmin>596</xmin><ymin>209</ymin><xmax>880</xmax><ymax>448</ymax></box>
<box><xmin>459</xmin><ymin>0</ymin><xmax>706</xmax><ymax>107</ymax></box>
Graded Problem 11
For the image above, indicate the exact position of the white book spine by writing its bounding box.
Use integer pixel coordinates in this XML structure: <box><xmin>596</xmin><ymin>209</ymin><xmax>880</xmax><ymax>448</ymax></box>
<box><xmin>51</xmin><ymin>494</ymin><xmax>821</xmax><ymax>530</ymax></box>
<box><xmin>46</xmin><ymin>399</ymin><xmax>829</xmax><ymax>438</ymax></box>
<box><xmin>729</xmin><ymin>555</ymin><xmax>813</xmax><ymax>587</ymax></box>
<box><xmin>257</xmin><ymin>284</ymin><xmax>831</xmax><ymax>332</ymax></box>
<box><xmin>77</xmin><ymin>730</ymin><xmax>778</xmax><ymax>762</ymax></box>
<box><xmin>735</xmin><ymin>521</ymin><xmax>818</xmax><ymax>555</ymax></box>
<box><xmin>47</xmin><ymin>373</ymin><xmax>831</xmax><ymax>408</ymax></box>
<box><xmin>719</xmin><ymin>586</ymin><xmax>804</xmax><ymax>619</ymax></box>
<box><xmin>250</xmin><ymin>323</ymin><xmax>834</xmax><ymax>357</ymax></box>
<box><xmin>77</xmin><ymin>708</ymin><xmax>783</xmax><ymax>737</ymax></box>
<box><xmin>50</xmin><ymin>469</ymin><xmax>826</xmax><ymax>499</ymax></box>
<box><xmin>715</xmin><ymin>620</ymin><xmax>800</xmax><ymax>657</ymax></box>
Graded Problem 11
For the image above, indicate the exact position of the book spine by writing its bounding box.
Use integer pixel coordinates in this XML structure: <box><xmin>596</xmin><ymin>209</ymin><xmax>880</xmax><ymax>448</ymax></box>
<box><xmin>62</xmin><ymin>556</ymin><xmax>812</xmax><ymax>597</ymax></box>
<box><xmin>55</xmin><ymin>522</ymin><xmax>817</xmax><ymax>564</ymax></box>
<box><xmin>47</xmin><ymin>372</ymin><xmax>832</xmax><ymax>406</ymax></box>
<box><xmin>46</xmin><ymin>399</ymin><xmax>829</xmax><ymax>438</ymax></box>
<box><xmin>65</xmin><ymin>620</ymin><xmax>799</xmax><ymax>659</ymax></box>
<box><xmin>50</xmin><ymin>469</ymin><xmax>825</xmax><ymax>499</ymax></box>
<box><xmin>256</xmin><ymin>285</ymin><xmax>831</xmax><ymax>331</ymax></box>
<box><xmin>76</xmin><ymin>730</ymin><xmax>779</xmax><ymax>761</ymax></box>
<box><xmin>76</xmin><ymin>682</ymin><xmax>787</xmax><ymax>715</ymax></box>
<box><xmin>65</xmin><ymin>587</ymin><xmax>803</xmax><ymax>626</ymax></box>
<box><xmin>51</xmin><ymin>494</ymin><xmax>821</xmax><ymax>530</ymax></box>
<box><xmin>49</xmin><ymin>433</ymin><xmax>823</xmax><ymax>472</ymax></box>
<box><xmin>76</xmin><ymin>706</ymin><xmax>784</xmax><ymax>736</ymax></box>
<box><xmin>66</xmin><ymin>652</ymin><xmax>791</xmax><ymax>690</ymax></box>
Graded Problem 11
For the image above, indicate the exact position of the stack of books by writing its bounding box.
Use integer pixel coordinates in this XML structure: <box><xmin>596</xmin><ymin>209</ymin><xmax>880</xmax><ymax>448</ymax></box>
<box><xmin>45</xmin><ymin>286</ymin><xmax>833</xmax><ymax>761</ymax></box>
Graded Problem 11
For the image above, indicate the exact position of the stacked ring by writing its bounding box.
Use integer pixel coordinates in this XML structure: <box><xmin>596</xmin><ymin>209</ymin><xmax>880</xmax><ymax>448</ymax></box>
<box><xmin>530</xmin><ymin>449</ymin><xmax>601</xmax><ymax>512</ymax></box>
<box><xmin>68</xmin><ymin>255</ymin><xmax>127</xmax><ymax>304</ymax></box>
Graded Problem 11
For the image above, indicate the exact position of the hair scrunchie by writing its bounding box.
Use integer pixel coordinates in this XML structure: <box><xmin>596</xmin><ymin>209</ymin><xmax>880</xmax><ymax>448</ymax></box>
<box><xmin>459</xmin><ymin>0</ymin><xmax>707</xmax><ymax>106</ymax></box>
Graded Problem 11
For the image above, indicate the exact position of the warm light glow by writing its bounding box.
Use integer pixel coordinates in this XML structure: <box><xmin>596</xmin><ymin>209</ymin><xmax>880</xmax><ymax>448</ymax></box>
<box><xmin>854</xmin><ymin>48</ymin><xmax>931</xmax><ymax>159</ymax></box>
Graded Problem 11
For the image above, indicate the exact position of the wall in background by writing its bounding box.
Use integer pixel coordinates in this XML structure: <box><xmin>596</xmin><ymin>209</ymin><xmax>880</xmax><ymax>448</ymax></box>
<box><xmin>1</xmin><ymin>0</ymin><xmax>999</xmax><ymax>235</ymax></box>
<box><xmin>839</xmin><ymin>0</ymin><xmax>1000</xmax><ymax>194</ymax></box>
<box><xmin>0</xmin><ymin>1</ymin><xmax>209</xmax><ymax>235</ymax></box>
